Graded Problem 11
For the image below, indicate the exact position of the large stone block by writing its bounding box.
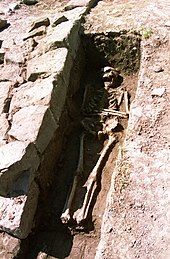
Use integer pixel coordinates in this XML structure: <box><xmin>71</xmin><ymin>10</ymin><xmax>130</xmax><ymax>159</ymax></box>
<box><xmin>0</xmin><ymin>81</ymin><xmax>11</xmax><ymax>114</ymax></box>
<box><xmin>64</xmin><ymin>6</ymin><xmax>86</xmax><ymax>21</ymax></box>
<box><xmin>0</xmin><ymin>114</ymin><xmax>9</xmax><ymax>146</ymax></box>
<box><xmin>0</xmin><ymin>232</ymin><xmax>21</xmax><ymax>259</ymax></box>
<box><xmin>0</xmin><ymin>141</ymin><xmax>40</xmax><ymax>196</ymax></box>
<box><xmin>9</xmin><ymin>74</ymin><xmax>67</xmax><ymax>122</ymax></box>
<box><xmin>5</xmin><ymin>47</ymin><xmax>25</xmax><ymax>65</ymax></box>
<box><xmin>8</xmin><ymin>105</ymin><xmax>58</xmax><ymax>153</ymax></box>
<box><xmin>9</xmin><ymin>80</ymin><xmax>52</xmax><ymax>111</ymax></box>
<box><xmin>65</xmin><ymin>0</ymin><xmax>98</xmax><ymax>9</ymax></box>
<box><xmin>0</xmin><ymin>64</ymin><xmax>21</xmax><ymax>82</ymax></box>
<box><xmin>42</xmin><ymin>20</ymin><xmax>81</xmax><ymax>58</ymax></box>
<box><xmin>50</xmin><ymin>74</ymin><xmax>67</xmax><ymax>121</ymax></box>
<box><xmin>0</xmin><ymin>181</ymin><xmax>39</xmax><ymax>239</ymax></box>
<box><xmin>27</xmin><ymin>48</ymin><xmax>72</xmax><ymax>84</ymax></box>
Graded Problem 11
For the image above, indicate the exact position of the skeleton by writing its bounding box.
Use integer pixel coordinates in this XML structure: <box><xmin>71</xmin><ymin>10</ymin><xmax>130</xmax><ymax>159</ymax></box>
<box><xmin>103</xmin><ymin>108</ymin><xmax>128</xmax><ymax>116</ymax></box>
<box><xmin>94</xmin><ymin>109</ymin><xmax>128</xmax><ymax>118</ymax></box>
<box><xmin>101</xmin><ymin>66</ymin><xmax>131</xmax><ymax>116</ymax></box>
<box><xmin>124</xmin><ymin>90</ymin><xmax>129</xmax><ymax>114</ymax></box>
<box><xmin>73</xmin><ymin>124</ymin><xmax>117</xmax><ymax>224</ymax></box>
<box><xmin>37</xmin><ymin>252</ymin><xmax>48</xmax><ymax>259</ymax></box>
<box><xmin>117</xmin><ymin>91</ymin><xmax>124</xmax><ymax>107</ymax></box>
<box><xmin>63</xmin><ymin>68</ymin><xmax>129</xmax><ymax>225</ymax></box>
<box><xmin>98</xmin><ymin>116</ymin><xmax>118</xmax><ymax>140</ymax></box>
<box><xmin>82</xmin><ymin>86</ymin><xmax>104</xmax><ymax>116</ymax></box>
<box><xmin>61</xmin><ymin>133</ymin><xmax>85</xmax><ymax>224</ymax></box>
<box><xmin>101</xmin><ymin>66</ymin><xmax>123</xmax><ymax>89</ymax></box>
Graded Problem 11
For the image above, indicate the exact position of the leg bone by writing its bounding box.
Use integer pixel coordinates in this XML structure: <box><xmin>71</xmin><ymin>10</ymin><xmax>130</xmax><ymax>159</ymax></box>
<box><xmin>124</xmin><ymin>90</ymin><xmax>129</xmax><ymax>114</ymax></box>
<box><xmin>73</xmin><ymin>135</ymin><xmax>116</xmax><ymax>224</ymax></box>
<box><xmin>117</xmin><ymin>91</ymin><xmax>124</xmax><ymax>107</ymax></box>
<box><xmin>61</xmin><ymin>133</ymin><xmax>85</xmax><ymax>224</ymax></box>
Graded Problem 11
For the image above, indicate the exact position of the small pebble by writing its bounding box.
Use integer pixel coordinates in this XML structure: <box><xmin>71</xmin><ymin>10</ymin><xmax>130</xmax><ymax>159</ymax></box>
<box><xmin>23</xmin><ymin>0</ymin><xmax>38</xmax><ymax>5</ymax></box>
<box><xmin>153</xmin><ymin>66</ymin><xmax>164</xmax><ymax>73</ymax></box>
<box><xmin>151</xmin><ymin>87</ymin><xmax>165</xmax><ymax>97</ymax></box>
<box><xmin>165</xmin><ymin>21</ymin><xmax>170</xmax><ymax>27</ymax></box>
<box><xmin>8</xmin><ymin>2</ymin><xmax>20</xmax><ymax>12</ymax></box>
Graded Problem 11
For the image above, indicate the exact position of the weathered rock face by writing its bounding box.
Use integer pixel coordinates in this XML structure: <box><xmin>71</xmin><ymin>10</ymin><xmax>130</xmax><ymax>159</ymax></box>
<box><xmin>27</xmin><ymin>48</ymin><xmax>69</xmax><ymax>81</ymax></box>
<box><xmin>0</xmin><ymin>142</ymin><xmax>40</xmax><ymax>196</ymax></box>
<box><xmin>0</xmin><ymin>0</ymin><xmax>96</xmax><ymax>242</ymax></box>
<box><xmin>0</xmin><ymin>233</ymin><xmax>21</xmax><ymax>259</ymax></box>
<box><xmin>0</xmin><ymin>182</ymin><xmax>39</xmax><ymax>239</ymax></box>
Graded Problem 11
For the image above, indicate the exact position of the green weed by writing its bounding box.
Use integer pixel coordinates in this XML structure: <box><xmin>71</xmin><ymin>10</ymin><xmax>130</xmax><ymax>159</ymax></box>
<box><xmin>142</xmin><ymin>27</ymin><xmax>153</xmax><ymax>39</ymax></box>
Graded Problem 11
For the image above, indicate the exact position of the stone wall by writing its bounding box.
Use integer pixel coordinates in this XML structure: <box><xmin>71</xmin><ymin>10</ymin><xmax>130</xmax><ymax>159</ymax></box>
<box><xmin>0</xmin><ymin>0</ymin><xmax>98</xmax><ymax>239</ymax></box>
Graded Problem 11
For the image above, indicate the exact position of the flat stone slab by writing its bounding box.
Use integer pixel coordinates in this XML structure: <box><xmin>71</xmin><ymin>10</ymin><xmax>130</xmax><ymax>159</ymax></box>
<box><xmin>9</xmin><ymin>74</ymin><xmax>67</xmax><ymax>122</ymax></box>
<box><xmin>27</xmin><ymin>48</ymin><xmax>70</xmax><ymax>82</ymax></box>
<box><xmin>66</xmin><ymin>0</ymin><xmax>98</xmax><ymax>9</ymax></box>
<box><xmin>0</xmin><ymin>64</ymin><xmax>21</xmax><ymax>82</ymax></box>
<box><xmin>0</xmin><ymin>232</ymin><xmax>21</xmax><ymax>259</ymax></box>
<box><xmin>33</xmin><ymin>20</ymin><xmax>81</xmax><ymax>58</ymax></box>
<box><xmin>0</xmin><ymin>141</ymin><xmax>40</xmax><ymax>196</ymax></box>
<box><xmin>5</xmin><ymin>47</ymin><xmax>25</xmax><ymax>65</ymax></box>
<box><xmin>9</xmin><ymin>80</ymin><xmax>52</xmax><ymax>111</ymax></box>
<box><xmin>0</xmin><ymin>81</ymin><xmax>11</xmax><ymax>114</ymax></box>
<box><xmin>0</xmin><ymin>113</ymin><xmax>9</xmax><ymax>146</ymax></box>
<box><xmin>0</xmin><ymin>0</ymin><xmax>95</xmax><ymax>242</ymax></box>
<box><xmin>8</xmin><ymin>105</ymin><xmax>58</xmax><ymax>153</ymax></box>
<box><xmin>0</xmin><ymin>181</ymin><xmax>39</xmax><ymax>239</ymax></box>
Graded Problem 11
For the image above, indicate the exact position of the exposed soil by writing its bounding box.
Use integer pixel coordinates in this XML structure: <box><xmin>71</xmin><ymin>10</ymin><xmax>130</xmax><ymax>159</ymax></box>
<box><xmin>85</xmin><ymin>1</ymin><xmax>170</xmax><ymax>259</ymax></box>
<box><xmin>23</xmin><ymin>34</ymin><xmax>138</xmax><ymax>257</ymax></box>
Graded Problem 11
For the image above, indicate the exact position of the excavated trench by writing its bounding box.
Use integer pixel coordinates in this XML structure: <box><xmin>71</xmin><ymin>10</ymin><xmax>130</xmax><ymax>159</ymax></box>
<box><xmin>22</xmin><ymin>30</ymin><xmax>141</xmax><ymax>259</ymax></box>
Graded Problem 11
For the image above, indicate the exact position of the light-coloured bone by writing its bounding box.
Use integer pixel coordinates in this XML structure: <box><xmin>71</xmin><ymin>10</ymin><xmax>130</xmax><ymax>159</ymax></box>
<box><xmin>101</xmin><ymin>109</ymin><xmax>128</xmax><ymax>118</ymax></box>
<box><xmin>61</xmin><ymin>132</ymin><xmax>85</xmax><ymax>224</ymax></box>
<box><xmin>117</xmin><ymin>91</ymin><xmax>124</xmax><ymax>107</ymax></box>
<box><xmin>104</xmin><ymin>117</ymin><xmax>119</xmax><ymax>135</ymax></box>
<box><xmin>37</xmin><ymin>251</ymin><xmax>48</xmax><ymax>259</ymax></box>
<box><xmin>103</xmin><ymin>108</ymin><xmax>127</xmax><ymax>115</ymax></box>
<box><xmin>91</xmin><ymin>110</ymin><xmax>127</xmax><ymax>118</ymax></box>
<box><xmin>73</xmin><ymin>135</ymin><xmax>116</xmax><ymax>224</ymax></box>
<box><xmin>81</xmin><ymin>84</ymin><xmax>89</xmax><ymax>111</ymax></box>
<box><xmin>108</xmin><ymin>93</ymin><xmax>115</xmax><ymax>100</ymax></box>
<box><xmin>124</xmin><ymin>90</ymin><xmax>129</xmax><ymax>114</ymax></box>
<box><xmin>109</xmin><ymin>98</ymin><xmax>117</xmax><ymax>109</ymax></box>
